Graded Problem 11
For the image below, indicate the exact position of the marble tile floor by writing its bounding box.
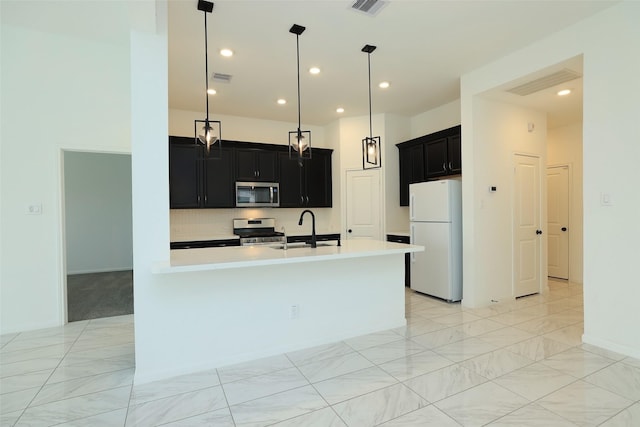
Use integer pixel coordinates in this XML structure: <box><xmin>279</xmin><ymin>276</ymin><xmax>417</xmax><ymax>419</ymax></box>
<box><xmin>2</xmin><ymin>279</ymin><xmax>640</xmax><ymax>426</ymax></box>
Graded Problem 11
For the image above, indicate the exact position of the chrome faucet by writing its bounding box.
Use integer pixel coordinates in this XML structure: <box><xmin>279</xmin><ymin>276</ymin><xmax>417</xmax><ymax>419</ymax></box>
<box><xmin>298</xmin><ymin>209</ymin><xmax>317</xmax><ymax>248</ymax></box>
<box><xmin>281</xmin><ymin>226</ymin><xmax>287</xmax><ymax>250</ymax></box>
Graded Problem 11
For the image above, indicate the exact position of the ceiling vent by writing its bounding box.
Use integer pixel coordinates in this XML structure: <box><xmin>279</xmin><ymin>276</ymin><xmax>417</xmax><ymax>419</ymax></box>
<box><xmin>506</xmin><ymin>69</ymin><xmax>581</xmax><ymax>96</ymax></box>
<box><xmin>211</xmin><ymin>72</ymin><xmax>232</xmax><ymax>83</ymax></box>
<box><xmin>351</xmin><ymin>0</ymin><xmax>387</xmax><ymax>16</ymax></box>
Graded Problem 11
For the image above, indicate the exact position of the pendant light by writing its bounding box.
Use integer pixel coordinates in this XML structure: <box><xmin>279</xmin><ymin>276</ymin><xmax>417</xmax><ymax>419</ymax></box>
<box><xmin>194</xmin><ymin>0</ymin><xmax>221</xmax><ymax>155</ymax></box>
<box><xmin>362</xmin><ymin>44</ymin><xmax>381</xmax><ymax>169</ymax></box>
<box><xmin>288</xmin><ymin>24</ymin><xmax>311</xmax><ymax>165</ymax></box>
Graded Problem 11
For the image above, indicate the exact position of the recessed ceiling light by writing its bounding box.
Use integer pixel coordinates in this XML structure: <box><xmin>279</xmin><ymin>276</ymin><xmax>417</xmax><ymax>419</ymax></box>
<box><xmin>309</xmin><ymin>67</ymin><xmax>321</xmax><ymax>75</ymax></box>
<box><xmin>336</xmin><ymin>107</ymin><xmax>344</xmax><ymax>113</ymax></box>
<box><xmin>379</xmin><ymin>81</ymin><xmax>390</xmax><ymax>89</ymax></box>
<box><xmin>557</xmin><ymin>89</ymin><xmax>571</xmax><ymax>96</ymax></box>
<box><xmin>207</xmin><ymin>88</ymin><xmax>216</xmax><ymax>95</ymax></box>
<box><xmin>220</xmin><ymin>48</ymin><xmax>233</xmax><ymax>57</ymax></box>
<box><xmin>277</xmin><ymin>98</ymin><xmax>287</xmax><ymax>105</ymax></box>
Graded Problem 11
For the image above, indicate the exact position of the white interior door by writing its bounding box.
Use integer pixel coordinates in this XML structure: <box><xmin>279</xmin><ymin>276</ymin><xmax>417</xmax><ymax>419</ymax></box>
<box><xmin>345</xmin><ymin>169</ymin><xmax>381</xmax><ymax>240</ymax></box>
<box><xmin>547</xmin><ymin>166</ymin><xmax>570</xmax><ymax>279</ymax></box>
<box><xmin>513</xmin><ymin>154</ymin><xmax>542</xmax><ymax>297</ymax></box>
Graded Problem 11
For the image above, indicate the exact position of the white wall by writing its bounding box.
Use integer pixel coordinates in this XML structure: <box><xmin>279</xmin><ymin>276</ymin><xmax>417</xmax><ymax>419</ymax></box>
<box><xmin>383</xmin><ymin>114</ymin><xmax>411</xmax><ymax>233</ymax></box>
<box><xmin>547</xmin><ymin>123</ymin><xmax>583</xmax><ymax>284</ymax></box>
<box><xmin>461</xmin><ymin>1</ymin><xmax>640</xmax><ymax>358</ymax></box>
<box><xmin>410</xmin><ymin>99</ymin><xmax>461</xmax><ymax>138</ymax></box>
<box><xmin>64</xmin><ymin>152</ymin><xmax>133</xmax><ymax>274</ymax></box>
<box><xmin>0</xmin><ymin>8</ymin><xmax>131</xmax><ymax>333</ymax></box>
<box><xmin>465</xmin><ymin>97</ymin><xmax>547</xmax><ymax>305</ymax></box>
<box><xmin>169</xmin><ymin>108</ymin><xmax>327</xmax><ymax>148</ymax></box>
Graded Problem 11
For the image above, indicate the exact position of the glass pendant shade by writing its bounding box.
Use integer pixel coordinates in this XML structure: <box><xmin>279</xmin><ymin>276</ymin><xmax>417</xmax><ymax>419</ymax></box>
<box><xmin>195</xmin><ymin>119</ymin><xmax>221</xmax><ymax>154</ymax></box>
<box><xmin>289</xmin><ymin>129</ymin><xmax>311</xmax><ymax>158</ymax></box>
<box><xmin>362</xmin><ymin>136</ymin><xmax>381</xmax><ymax>169</ymax></box>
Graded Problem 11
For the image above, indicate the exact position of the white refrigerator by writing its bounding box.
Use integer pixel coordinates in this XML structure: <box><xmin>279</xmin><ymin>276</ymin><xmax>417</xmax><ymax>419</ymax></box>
<box><xmin>409</xmin><ymin>179</ymin><xmax>462</xmax><ymax>302</ymax></box>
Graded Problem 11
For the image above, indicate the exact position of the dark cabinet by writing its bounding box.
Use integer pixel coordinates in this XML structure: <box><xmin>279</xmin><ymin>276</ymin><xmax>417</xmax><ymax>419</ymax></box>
<box><xmin>399</xmin><ymin>143</ymin><xmax>425</xmax><ymax>206</ymax></box>
<box><xmin>169</xmin><ymin>141</ymin><xmax>201</xmax><ymax>208</ymax></box>
<box><xmin>169</xmin><ymin>137</ymin><xmax>332</xmax><ymax>209</ymax></box>
<box><xmin>169</xmin><ymin>137</ymin><xmax>234</xmax><ymax>209</ymax></box>
<box><xmin>447</xmin><ymin>134</ymin><xmax>462</xmax><ymax>174</ymax></box>
<box><xmin>278</xmin><ymin>149</ymin><xmax>332</xmax><ymax>208</ymax></box>
<box><xmin>424</xmin><ymin>137</ymin><xmax>449</xmax><ymax>179</ymax></box>
<box><xmin>203</xmin><ymin>147</ymin><xmax>234</xmax><ymax>208</ymax></box>
<box><xmin>397</xmin><ymin>125</ymin><xmax>461</xmax><ymax>206</ymax></box>
<box><xmin>235</xmin><ymin>149</ymin><xmax>277</xmax><ymax>182</ymax></box>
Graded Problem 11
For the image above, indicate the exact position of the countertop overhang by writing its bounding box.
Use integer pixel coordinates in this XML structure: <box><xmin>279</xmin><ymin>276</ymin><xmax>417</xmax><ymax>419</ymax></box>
<box><xmin>154</xmin><ymin>239</ymin><xmax>423</xmax><ymax>274</ymax></box>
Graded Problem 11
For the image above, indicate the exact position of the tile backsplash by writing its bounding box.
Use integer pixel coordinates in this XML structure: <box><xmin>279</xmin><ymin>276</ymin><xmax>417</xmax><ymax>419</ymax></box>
<box><xmin>170</xmin><ymin>208</ymin><xmax>338</xmax><ymax>241</ymax></box>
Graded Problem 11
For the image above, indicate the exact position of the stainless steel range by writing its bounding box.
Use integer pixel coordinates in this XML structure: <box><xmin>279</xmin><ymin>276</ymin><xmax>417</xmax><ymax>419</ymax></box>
<box><xmin>233</xmin><ymin>218</ymin><xmax>285</xmax><ymax>246</ymax></box>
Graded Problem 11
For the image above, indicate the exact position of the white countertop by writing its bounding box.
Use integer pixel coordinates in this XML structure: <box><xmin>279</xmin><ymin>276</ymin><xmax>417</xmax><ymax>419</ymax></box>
<box><xmin>154</xmin><ymin>239</ymin><xmax>423</xmax><ymax>273</ymax></box>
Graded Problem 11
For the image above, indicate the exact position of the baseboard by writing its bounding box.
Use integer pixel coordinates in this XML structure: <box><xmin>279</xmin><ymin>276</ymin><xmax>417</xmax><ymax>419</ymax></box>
<box><xmin>582</xmin><ymin>333</ymin><xmax>640</xmax><ymax>359</ymax></box>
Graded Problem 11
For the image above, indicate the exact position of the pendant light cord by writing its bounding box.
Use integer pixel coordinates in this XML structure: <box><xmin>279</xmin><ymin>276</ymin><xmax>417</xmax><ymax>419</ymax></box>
<box><xmin>204</xmin><ymin>11</ymin><xmax>210</xmax><ymax>122</ymax></box>
<box><xmin>368</xmin><ymin>52</ymin><xmax>373</xmax><ymax>139</ymax></box>
<box><xmin>296</xmin><ymin>34</ymin><xmax>301</xmax><ymax>135</ymax></box>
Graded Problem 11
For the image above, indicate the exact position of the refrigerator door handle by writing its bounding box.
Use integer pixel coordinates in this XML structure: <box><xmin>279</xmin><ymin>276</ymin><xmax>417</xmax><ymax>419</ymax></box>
<box><xmin>410</xmin><ymin>224</ymin><xmax>416</xmax><ymax>263</ymax></box>
<box><xmin>410</xmin><ymin>194</ymin><xmax>415</xmax><ymax>220</ymax></box>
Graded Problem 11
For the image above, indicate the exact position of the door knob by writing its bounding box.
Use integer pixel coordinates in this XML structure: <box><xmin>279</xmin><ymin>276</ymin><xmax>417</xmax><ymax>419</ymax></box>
<box><xmin>536</xmin><ymin>230</ymin><xmax>543</xmax><ymax>235</ymax></box>
<box><xmin>561</xmin><ymin>227</ymin><xmax>567</xmax><ymax>231</ymax></box>
<box><xmin>348</xmin><ymin>229</ymin><xmax>353</xmax><ymax>233</ymax></box>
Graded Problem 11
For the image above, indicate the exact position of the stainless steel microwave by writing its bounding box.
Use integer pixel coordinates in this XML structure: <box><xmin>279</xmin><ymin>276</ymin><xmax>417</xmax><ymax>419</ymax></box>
<box><xmin>235</xmin><ymin>182</ymin><xmax>280</xmax><ymax>207</ymax></box>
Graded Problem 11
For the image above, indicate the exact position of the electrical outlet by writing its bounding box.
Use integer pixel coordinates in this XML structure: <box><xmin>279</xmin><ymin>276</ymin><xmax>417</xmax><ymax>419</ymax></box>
<box><xmin>290</xmin><ymin>304</ymin><xmax>299</xmax><ymax>319</ymax></box>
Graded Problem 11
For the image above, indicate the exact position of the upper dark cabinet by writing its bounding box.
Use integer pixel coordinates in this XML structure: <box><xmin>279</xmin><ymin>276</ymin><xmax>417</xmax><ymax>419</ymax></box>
<box><xmin>397</xmin><ymin>125</ymin><xmax>461</xmax><ymax>206</ymax></box>
<box><xmin>235</xmin><ymin>149</ymin><xmax>277</xmax><ymax>182</ymax></box>
<box><xmin>169</xmin><ymin>137</ymin><xmax>332</xmax><ymax>209</ymax></box>
<box><xmin>203</xmin><ymin>147</ymin><xmax>235</xmax><ymax>208</ymax></box>
<box><xmin>447</xmin><ymin>134</ymin><xmax>462</xmax><ymax>174</ymax></box>
<box><xmin>169</xmin><ymin>140</ymin><xmax>201</xmax><ymax>208</ymax></box>
<box><xmin>278</xmin><ymin>149</ymin><xmax>333</xmax><ymax>208</ymax></box>
<box><xmin>169</xmin><ymin>137</ymin><xmax>235</xmax><ymax>209</ymax></box>
<box><xmin>424</xmin><ymin>137</ymin><xmax>449</xmax><ymax>179</ymax></box>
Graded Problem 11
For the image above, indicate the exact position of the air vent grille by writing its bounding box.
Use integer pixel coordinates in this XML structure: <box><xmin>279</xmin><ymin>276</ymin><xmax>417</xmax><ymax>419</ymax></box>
<box><xmin>212</xmin><ymin>73</ymin><xmax>232</xmax><ymax>83</ymax></box>
<box><xmin>506</xmin><ymin>69</ymin><xmax>581</xmax><ymax>96</ymax></box>
<box><xmin>351</xmin><ymin>0</ymin><xmax>386</xmax><ymax>15</ymax></box>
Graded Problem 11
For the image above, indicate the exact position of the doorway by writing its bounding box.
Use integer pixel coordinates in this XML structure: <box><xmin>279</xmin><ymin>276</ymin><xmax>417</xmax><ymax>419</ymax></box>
<box><xmin>345</xmin><ymin>169</ymin><xmax>382</xmax><ymax>240</ymax></box>
<box><xmin>513</xmin><ymin>153</ymin><xmax>543</xmax><ymax>297</ymax></box>
<box><xmin>63</xmin><ymin>151</ymin><xmax>133</xmax><ymax>321</ymax></box>
<box><xmin>547</xmin><ymin>165</ymin><xmax>570</xmax><ymax>279</ymax></box>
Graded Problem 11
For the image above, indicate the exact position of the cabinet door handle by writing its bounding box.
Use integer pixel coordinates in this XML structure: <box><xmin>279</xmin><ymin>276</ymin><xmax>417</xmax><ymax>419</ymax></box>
<box><xmin>306</xmin><ymin>195</ymin><xmax>309</xmax><ymax>204</ymax></box>
<box><xmin>442</xmin><ymin>162</ymin><xmax>447</xmax><ymax>171</ymax></box>
<box><xmin>300</xmin><ymin>195</ymin><xmax>304</xmax><ymax>204</ymax></box>
<box><xmin>257</xmin><ymin>170</ymin><xmax>260</xmax><ymax>177</ymax></box>
<box><xmin>449</xmin><ymin>161</ymin><xmax>452</xmax><ymax>170</ymax></box>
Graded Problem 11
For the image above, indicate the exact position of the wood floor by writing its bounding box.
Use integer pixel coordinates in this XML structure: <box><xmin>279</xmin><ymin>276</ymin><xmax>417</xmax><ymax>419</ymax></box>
<box><xmin>66</xmin><ymin>270</ymin><xmax>133</xmax><ymax>322</ymax></box>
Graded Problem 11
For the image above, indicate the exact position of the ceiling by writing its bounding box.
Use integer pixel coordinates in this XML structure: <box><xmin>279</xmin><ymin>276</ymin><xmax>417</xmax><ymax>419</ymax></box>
<box><xmin>168</xmin><ymin>0</ymin><xmax>618</xmax><ymax>128</ymax></box>
<box><xmin>2</xmin><ymin>1</ymin><xmax>616</xmax><ymax>128</ymax></box>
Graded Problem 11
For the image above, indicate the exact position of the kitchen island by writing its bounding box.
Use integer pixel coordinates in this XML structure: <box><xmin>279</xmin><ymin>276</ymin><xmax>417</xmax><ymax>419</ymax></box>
<box><xmin>136</xmin><ymin>240</ymin><xmax>422</xmax><ymax>383</ymax></box>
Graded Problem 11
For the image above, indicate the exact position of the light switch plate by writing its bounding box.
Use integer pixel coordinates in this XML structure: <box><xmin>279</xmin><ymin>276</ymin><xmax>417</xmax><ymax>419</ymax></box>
<box><xmin>26</xmin><ymin>204</ymin><xmax>42</xmax><ymax>215</ymax></box>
